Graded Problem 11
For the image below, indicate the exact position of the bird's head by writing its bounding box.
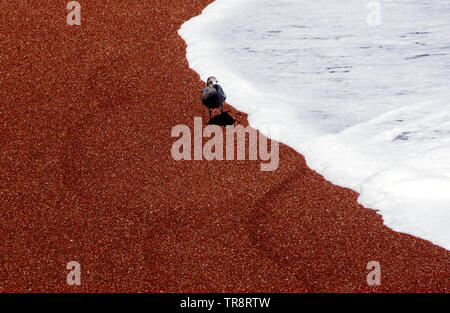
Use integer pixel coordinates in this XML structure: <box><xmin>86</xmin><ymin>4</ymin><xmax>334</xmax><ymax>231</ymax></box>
<box><xmin>206</xmin><ymin>76</ymin><xmax>218</xmax><ymax>87</ymax></box>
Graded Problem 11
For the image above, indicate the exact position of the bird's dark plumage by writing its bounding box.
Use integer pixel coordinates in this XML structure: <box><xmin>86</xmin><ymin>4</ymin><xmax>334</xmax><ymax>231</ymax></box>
<box><xmin>202</xmin><ymin>76</ymin><xmax>226</xmax><ymax>118</ymax></box>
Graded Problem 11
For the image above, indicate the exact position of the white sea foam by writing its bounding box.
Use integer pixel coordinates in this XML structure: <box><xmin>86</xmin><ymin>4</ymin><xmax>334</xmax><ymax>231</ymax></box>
<box><xmin>179</xmin><ymin>0</ymin><xmax>450</xmax><ymax>250</ymax></box>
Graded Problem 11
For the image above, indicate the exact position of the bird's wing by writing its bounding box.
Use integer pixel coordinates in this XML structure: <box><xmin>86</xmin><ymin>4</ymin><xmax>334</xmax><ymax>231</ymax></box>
<box><xmin>215</xmin><ymin>85</ymin><xmax>226</xmax><ymax>101</ymax></box>
<box><xmin>201</xmin><ymin>86</ymin><xmax>208</xmax><ymax>103</ymax></box>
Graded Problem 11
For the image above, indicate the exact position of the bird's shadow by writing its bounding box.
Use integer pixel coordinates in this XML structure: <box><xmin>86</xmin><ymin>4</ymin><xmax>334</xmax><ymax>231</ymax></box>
<box><xmin>208</xmin><ymin>111</ymin><xmax>236</xmax><ymax>126</ymax></box>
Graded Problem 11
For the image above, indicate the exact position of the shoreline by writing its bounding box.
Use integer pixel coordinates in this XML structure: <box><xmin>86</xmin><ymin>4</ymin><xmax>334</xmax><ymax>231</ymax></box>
<box><xmin>0</xmin><ymin>0</ymin><xmax>448</xmax><ymax>292</ymax></box>
<box><xmin>180</xmin><ymin>0</ymin><xmax>450</xmax><ymax>251</ymax></box>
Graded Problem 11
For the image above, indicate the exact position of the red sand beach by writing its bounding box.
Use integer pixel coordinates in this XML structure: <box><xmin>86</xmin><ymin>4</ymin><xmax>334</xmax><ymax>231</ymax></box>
<box><xmin>0</xmin><ymin>1</ymin><xmax>448</xmax><ymax>292</ymax></box>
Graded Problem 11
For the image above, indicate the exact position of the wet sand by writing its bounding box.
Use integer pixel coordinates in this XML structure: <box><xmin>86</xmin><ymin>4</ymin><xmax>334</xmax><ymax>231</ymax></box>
<box><xmin>0</xmin><ymin>0</ymin><xmax>448</xmax><ymax>292</ymax></box>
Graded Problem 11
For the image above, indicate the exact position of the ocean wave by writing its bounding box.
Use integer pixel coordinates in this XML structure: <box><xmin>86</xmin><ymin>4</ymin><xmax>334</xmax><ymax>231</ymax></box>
<box><xmin>179</xmin><ymin>0</ymin><xmax>450</xmax><ymax>250</ymax></box>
